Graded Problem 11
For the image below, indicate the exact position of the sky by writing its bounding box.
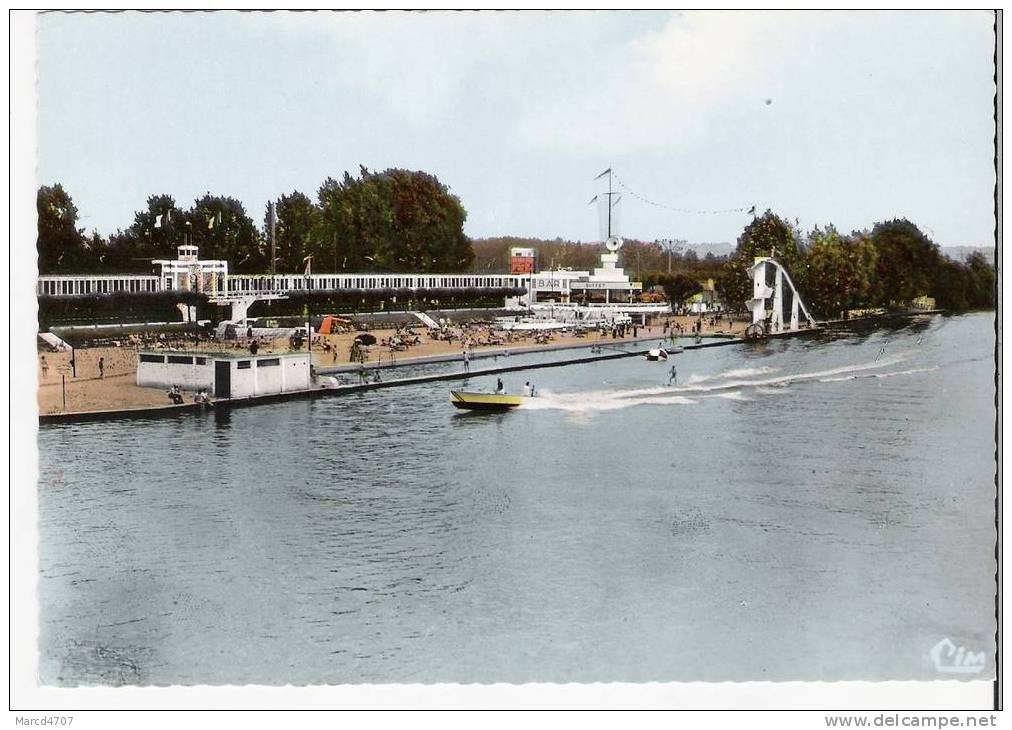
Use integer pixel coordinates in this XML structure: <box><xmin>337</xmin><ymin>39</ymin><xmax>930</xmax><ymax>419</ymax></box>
<box><xmin>36</xmin><ymin>10</ymin><xmax>997</xmax><ymax>247</ymax></box>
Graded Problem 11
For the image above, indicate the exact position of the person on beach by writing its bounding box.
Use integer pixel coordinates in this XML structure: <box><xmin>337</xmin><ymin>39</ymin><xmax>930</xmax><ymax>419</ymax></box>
<box><xmin>40</xmin><ymin>356</ymin><xmax>48</xmax><ymax>378</ymax></box>
<box><xmin>463</xmin><ymin>349</ymin><xmax>470</xmax><ymax>373</ymax></box>
<box><xmin>98</xmin><ymin>357</ymin><xmax>105</xmax><ymax>379</ymax></box>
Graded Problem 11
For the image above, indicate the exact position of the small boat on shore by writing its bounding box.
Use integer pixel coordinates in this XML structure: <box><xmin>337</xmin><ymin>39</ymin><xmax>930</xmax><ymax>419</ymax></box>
<box><xmin>450</xmin><ymin>390</ymin><xmax>526</xmax><ymax>411</ymax></box>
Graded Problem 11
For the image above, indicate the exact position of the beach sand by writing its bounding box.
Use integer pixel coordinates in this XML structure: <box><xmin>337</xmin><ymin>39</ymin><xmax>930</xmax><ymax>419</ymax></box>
<box><xmin>37</xmin><ymin>315</ymin><xmax>748</xmax><ymax>415</ymax></box>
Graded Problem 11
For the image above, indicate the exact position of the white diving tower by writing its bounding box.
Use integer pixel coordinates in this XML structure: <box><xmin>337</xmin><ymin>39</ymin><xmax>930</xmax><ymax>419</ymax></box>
<box><xmin>747</xmin><ymin>257</ymin><xmax>816</xmax><ymax>336</ymax></box>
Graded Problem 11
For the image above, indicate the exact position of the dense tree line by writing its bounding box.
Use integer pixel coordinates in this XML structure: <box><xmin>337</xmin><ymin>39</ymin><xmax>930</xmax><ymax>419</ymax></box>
<box><xmin>36</xmin><ymin>167</ymin><xmax>473</xmax><ymax>276</ymax></box>
<box><xmin>37</xmin><ymin>181</ymin><xmax>994</xmax><ymax>314</ymax></box>
<box><xmin>714</xmin><ymin>211</ymin><xmax>994</xmax><ymax>316</ymax></box>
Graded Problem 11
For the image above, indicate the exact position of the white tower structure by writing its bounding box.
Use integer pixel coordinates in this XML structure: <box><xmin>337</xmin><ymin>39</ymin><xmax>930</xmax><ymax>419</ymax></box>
<box><xmin>153</xmin><ymin>245</ymin><xmax>228</xmax><ymax>296</ymax></box>
<box><xmin>747</xmin><ymin>257</ymin><xmax>815</xmax><ymax>334</ymax></box>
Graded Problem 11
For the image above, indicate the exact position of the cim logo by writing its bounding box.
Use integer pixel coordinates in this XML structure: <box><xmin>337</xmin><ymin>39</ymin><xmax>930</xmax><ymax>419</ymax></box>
<box><xmin>930</xmin><ymin>638</ymin><xmax>986</xmax><ymax>675</ymax></box>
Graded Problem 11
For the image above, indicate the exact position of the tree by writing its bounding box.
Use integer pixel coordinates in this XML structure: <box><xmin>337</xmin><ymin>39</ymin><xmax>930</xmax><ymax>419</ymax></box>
<box><xmin>185</xmin><ymin>194</ymin><xmax>265</xmax><ymax>273</ymax></box>
<box><xmin>105</xmin><ymin>194</ymin><xmax>187</xmax><ymax>271</ymax></box>
<box><xmin>869</xmin><ymin>219</ymin><xmax>941</xmax><ymax>307</ymax></box>
<box><xmin>37</xmin><ymin>184</ymin><xmax>87</xmax><ymax>273</ymax></box>
<box><xmin>318</xmin><ymin>166</ymin><xmax>473</xmax><ymax>273</ymax></box>
<box><xmin>801</xmin><ymin>226</ymin><xmax>877</xmax><ymax>318</ymax></box>
<box><xmin>264</xmin><ymin>191</ymin><xmax>322</xmax><ymax>273</ymax></box>
<box><xmin>719</xmin><ymin>210</ymin><xmax>803</xmax><ymax>311</ymax></box>
<box><xmin>965</xmin><ymin>251</ymin><xmax>996</xmax><ymax>309</ymax></box>
<box><xmin>641</xmin><ymin>272</ymin><xmax>702</xmax><ymax>306</ymax></box>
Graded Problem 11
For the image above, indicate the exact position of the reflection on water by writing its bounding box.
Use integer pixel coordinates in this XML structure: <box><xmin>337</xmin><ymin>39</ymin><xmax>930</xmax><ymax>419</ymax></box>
<box><xmin>38</xmin><ymin>313</ymin><xmax>997</xmax><ymax>685</ymax></box>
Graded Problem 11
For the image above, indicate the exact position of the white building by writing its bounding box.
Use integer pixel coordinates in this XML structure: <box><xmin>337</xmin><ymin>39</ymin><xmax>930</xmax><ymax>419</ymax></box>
<box><xmin>523</xmin><ymin>239</ymin><xmax>643</xmax><ymax>306</ymax></box>
<box><xmin>137</xmin><ymin>350</ymin><xmax>311</xmax><ymax>399</ymax></box>
<box><xmin>152</xmin><ymin>245</ymin><xmax>228</xmax><ymax>295</ymax></box>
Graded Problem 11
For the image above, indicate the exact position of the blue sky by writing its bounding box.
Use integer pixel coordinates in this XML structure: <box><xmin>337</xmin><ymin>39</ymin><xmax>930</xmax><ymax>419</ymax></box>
<box><xmin>36</xmin><ymin>10</ymin><xmax>997</xmax><ymax>247</ymax></box>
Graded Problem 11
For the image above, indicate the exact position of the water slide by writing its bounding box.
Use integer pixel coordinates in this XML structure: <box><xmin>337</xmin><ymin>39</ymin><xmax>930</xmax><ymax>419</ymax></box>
<box><xmin>39</xmin><ymin>332</ymin><xmax>70</xmax><ymax>351</ymax></box>
<box><xmin>412</xmin><ymin>311</ymin><xmax>441</xmax><ymax>329</ymax></box>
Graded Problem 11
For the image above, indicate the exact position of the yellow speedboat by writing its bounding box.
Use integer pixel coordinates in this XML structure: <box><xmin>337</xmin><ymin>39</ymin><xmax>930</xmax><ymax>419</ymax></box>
<box><xmin>450</xmin><ymin>390</ymin><xmax>526</xmax><ymax>411</ymax></box>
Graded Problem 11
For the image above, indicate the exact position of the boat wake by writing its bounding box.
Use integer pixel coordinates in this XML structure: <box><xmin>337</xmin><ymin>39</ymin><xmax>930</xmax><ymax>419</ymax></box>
<box><xmin>683</xmin><ymin>365</ymin><xmax>779</xmax><ymax>385</ymax></box>
<box><xmin>518</xmin><ymin>352</ymin><xmax>933</xmax><ymax>416</ymax></box>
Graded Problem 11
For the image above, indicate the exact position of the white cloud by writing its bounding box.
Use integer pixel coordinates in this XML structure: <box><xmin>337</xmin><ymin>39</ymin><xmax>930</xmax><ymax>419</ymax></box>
<box><xmin>518</xmin><ymin>11</ymin><xmax>819</xmax><ymax>153</ymax></box>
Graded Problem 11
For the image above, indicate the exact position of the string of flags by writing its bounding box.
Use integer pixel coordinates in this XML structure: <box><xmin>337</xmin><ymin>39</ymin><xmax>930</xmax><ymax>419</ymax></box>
<box><xmin>610</xmin><ymin>171</ymin><xmax>755</xmax><ymax>216</ymax></box>
<box><xmin>153</xmin><ymin>210</ymin><xmax>226</xmax><ymax>229</ymax></box>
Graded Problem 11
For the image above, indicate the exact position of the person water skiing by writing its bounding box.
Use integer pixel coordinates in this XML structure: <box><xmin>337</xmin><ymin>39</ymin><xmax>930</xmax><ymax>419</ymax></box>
<box><xmin>668</xmin><ymin>364</ymin><xmax>677</xmax><ymax>385</ymax></box>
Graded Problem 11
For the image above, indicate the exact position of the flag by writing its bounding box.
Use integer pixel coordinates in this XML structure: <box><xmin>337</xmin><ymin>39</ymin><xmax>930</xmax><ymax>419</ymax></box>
<box><xmin>593</xmin><ymin>168</ymin><xmax>612</xmax><ymax>181</ymax></box>
<box><xmin>302</xmin><ymin>255</ymin><xmax>313</xmax><ymax>277</ymax></box>
<box><xmin>154</xmin><ymin>214</ymin><xmax>163</xmax><ymax>228</ymax></box>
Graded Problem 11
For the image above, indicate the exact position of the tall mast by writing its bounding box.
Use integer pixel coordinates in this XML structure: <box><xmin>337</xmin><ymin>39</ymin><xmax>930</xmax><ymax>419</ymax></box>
<box><xmin>607</xmin><ymin>169</ymin><xmax>612</xmax><ymax>239</ymax></box>
<box><xmin>592</xmin><ymin>167</ymin><xmax>620</xmax><ymax>242</ymax></box>
<box><xmin>268</xmin><ymin>200</ymin><xmax>277</xmax><ymax>277</ymax></box>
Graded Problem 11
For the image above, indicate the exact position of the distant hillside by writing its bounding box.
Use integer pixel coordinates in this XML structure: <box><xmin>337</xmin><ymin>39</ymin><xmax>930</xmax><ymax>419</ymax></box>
<box><xmin>469</xmin><ymin>236</ymin><xmax>730</xmax><ymax>276</ymax></box>
<box><xmin>940</xmin><ymin>245</ymin><xmax>995</xmax><ymax>264</ymax></box>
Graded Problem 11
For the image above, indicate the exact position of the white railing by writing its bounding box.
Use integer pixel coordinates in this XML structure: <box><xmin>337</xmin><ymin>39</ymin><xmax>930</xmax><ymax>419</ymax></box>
<box><xmin>36</xmin><ymin>271</ymin><xmax>528</xmax><ymax>297</ymax></box>
<box><xmin>223</xmin><ymin>272</ymin><xmax>527</xmax><ymax>293</ymax></box>
<box><xmin>37</xmin><ymin>274</ymin><xmax>161</xmax><ymax>297</ymax></box>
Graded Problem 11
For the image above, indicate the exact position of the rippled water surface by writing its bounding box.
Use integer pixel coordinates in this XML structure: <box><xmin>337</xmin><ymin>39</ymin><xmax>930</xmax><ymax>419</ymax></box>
<box><xmin>38</xmin><ymin>313</ymin><xmax>997</xmax><ymax>685</ymax></box>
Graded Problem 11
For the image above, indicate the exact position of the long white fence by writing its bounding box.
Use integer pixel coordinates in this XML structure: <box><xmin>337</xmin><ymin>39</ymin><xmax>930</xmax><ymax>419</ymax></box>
<box><xmin>38</xmin><ymin>272</ymin><xmax>528</xmax><ymax>297</ymax></box>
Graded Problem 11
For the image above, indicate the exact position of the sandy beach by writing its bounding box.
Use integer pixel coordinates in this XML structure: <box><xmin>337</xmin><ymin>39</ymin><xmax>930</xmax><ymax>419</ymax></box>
<box><xmin>37</xmin><ymin>315</ymin><xmax>748</xmax><ymax>415</ymax></box>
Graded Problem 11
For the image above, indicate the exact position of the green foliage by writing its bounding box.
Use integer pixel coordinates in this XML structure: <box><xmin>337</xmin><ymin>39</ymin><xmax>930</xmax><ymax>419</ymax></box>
<box><xmin>640</xmin><ymin>272</ymin><xmax>703</xmax><ymax>304</ymax></box>
<box><xmin>868</xmin><ymin>219</ymin><xmax>942</xmax><ymax>308</ymax></box>
<box><xmin>317</xmin><ymin>167</ymin><xmax>473</xmax><ymax>273</ymax></box>
<box><xmin>265</xmin><ymin>191</ymin><xmax>321</xmax><ymax>273</ymax></box>
<box><xmin>35</xmin><ymin>183</ymin><xmax>995</xmax><ymax>315</ymax></box>
<box><xmin>185</xmin><ymin>194</ymin><xmax>265</xmax><ymax>273</ymax></box>
<box><xmin>37</xmin><ymin>184</ymin><xmax>88</xmax><ymax>273</ymax></box>
<box><xmin>800</xmin><ymin>226</ymin><xmax>877</xmax><ymax>318</ymax></box>
<box><xmin>40</xmin><ymin>170</ymin><xmax>473</xmax><ymax>275</ymax></box>
<box><xmin>964</xmin><ymin>252</ymin><xmax>996</xmax><ymax>308</ymax></box>
<box><xmin>106</xmin><ymin>194</ymin><xmax>187</xmax><ymax>271</ymax></box>
<box><xmin>720</xmin><ymin>210</ymin><xmax>802</xmax><ymax>310</ymax></box>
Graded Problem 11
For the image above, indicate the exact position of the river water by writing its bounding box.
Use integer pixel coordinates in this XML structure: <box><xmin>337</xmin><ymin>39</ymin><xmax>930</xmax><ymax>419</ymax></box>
<box><xmin>37</xmin><ymin>312</ymin><xmax>997</xmax><ymax>685</ymax></box>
